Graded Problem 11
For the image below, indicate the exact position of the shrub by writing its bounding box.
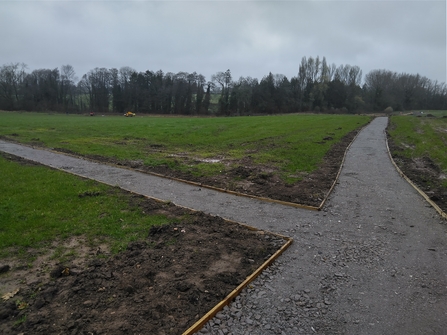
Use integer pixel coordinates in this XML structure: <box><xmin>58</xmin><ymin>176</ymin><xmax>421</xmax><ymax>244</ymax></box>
<box><xmin>384</xmin><ymin>106</ymin><xmax>393</xmax><ymax>114</ymax></box>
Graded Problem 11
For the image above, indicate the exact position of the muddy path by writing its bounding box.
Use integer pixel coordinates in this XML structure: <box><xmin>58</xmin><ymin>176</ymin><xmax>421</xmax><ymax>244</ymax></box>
<box><xmin>0</xmin><ymin>116</ymin><xmax>447</xmax><ymax>334</ymax></box>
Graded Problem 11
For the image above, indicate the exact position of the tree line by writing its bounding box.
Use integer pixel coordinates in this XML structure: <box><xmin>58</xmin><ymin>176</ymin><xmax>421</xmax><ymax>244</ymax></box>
<box><xmin>0</xmin><ymin>56</ymin><xmax>445</xmax><ymax>115</ymax></box>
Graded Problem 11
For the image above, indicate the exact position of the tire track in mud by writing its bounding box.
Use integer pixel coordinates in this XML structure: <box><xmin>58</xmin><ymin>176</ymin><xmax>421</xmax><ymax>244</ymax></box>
<box><xmin>1</xmin><ymin>117</ymin><xmax>447</xmax><ymax>335</ymax></box>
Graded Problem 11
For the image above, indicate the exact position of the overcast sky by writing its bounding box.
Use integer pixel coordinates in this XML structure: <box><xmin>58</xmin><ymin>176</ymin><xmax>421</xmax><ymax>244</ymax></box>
<box><xmin>1</xmin><ymin>0</ymin><xmax>445</xmax><ymax>84</ymax></box>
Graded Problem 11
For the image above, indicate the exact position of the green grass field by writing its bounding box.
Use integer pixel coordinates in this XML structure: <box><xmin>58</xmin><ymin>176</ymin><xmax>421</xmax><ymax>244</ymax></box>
<box><xmin>0</xmin><ymin>112</ymin><xmax>371</xmax><ymax>183</ymax></box>
<box><xmin>388</xmin><ymin>114</ymin><xmax>447</xmax><ymax>187</ymax></box>
<box><xmin>0</xmin><ymin>154</ymin><xmax>170</xmax><ymax>260</ymax></box>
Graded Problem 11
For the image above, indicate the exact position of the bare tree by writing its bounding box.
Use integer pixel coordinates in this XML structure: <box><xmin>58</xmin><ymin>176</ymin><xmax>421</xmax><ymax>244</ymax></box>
<box><xmin>60</xmin><ymin>64</ymin><xmax>77</xmax><ymax>112</ymax></box>
<box><xmin>348</xmin><ymin>66</ymin><xmax>362</xmax><ymax>86</ymax></box>
<box><xmin>211</xmin><ymin>69</ymin><xmax>232</xmax><ymax>92</ymax></box>
<box><xmin>0</xmin><ymin>62</ymin><xmax>27</xmax><ymax>110</ymax></box>
<box><xmin>212</xmin><ymin>69</ymin><xmax>232</xmax><ymax>115</ymax></box>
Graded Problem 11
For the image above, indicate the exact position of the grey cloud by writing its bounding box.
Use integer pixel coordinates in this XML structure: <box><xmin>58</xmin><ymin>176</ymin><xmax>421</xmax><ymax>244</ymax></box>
<box><xmin>0</xmin><ymin>0</ymin><xmax>445</xmax><ymax>83</ymax></box>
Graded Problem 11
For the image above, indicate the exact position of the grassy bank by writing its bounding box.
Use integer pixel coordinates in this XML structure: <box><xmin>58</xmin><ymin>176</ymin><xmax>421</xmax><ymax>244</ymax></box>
<box><xmin>388</xmin><ymin>114</ymin><xmax>447</xmax><ymax>187</ymax></box>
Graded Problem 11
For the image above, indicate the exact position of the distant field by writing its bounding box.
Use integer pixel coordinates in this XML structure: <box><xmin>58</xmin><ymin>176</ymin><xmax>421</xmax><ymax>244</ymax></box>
<box><xmin>388</xmin><ymin>114</ymin><xmax>447</xmax><ymax>187</ymax></box>
<box><xmin>419</xmin><ymin>110</ymin><xmax>447</xmax><ymax>117</ymax></box>
<box><xmin>0</xmin><ymin>111</ymin><xmax>370</xmax><ymax>183</ymax></box>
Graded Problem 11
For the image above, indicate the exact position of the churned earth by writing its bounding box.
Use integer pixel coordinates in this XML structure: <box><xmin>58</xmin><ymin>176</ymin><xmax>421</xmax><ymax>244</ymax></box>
<box><xmin>0</xmin><ymin>116</ymin><xmax>446</xmax><ymax>335</ymax></box>
<box><xmin>0</xmin><ymin>189</ymin><xmax>287</xmax><ymax>335</ymax></box>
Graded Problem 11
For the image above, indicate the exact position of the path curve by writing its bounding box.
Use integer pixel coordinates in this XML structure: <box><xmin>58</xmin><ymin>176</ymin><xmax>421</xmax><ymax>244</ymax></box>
<box><xmin>1</xmin><ymin>117</ymin><xmax>446</xmax><ymax>334</ymax></box>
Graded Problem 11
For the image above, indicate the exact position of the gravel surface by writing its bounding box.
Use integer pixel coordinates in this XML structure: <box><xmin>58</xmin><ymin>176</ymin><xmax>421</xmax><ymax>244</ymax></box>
<box><xmin>1</xmin><ymin>116</ymin><xmax>446</xmax><ymax>334</ymax></box>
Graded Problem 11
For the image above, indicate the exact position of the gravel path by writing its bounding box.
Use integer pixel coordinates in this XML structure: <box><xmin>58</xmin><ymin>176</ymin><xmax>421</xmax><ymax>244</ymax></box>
<box><xmin>1</xmin><ymin>116</ymin><xmax>446</xmax><ymax>334</ymax></box>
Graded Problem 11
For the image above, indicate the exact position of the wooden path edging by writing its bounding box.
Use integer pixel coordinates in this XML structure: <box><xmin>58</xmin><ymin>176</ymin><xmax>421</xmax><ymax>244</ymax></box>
<box><xmin>385</xmin><ymin>131</ymin><xmax>447</xmax><ymax>220</ymax></box>
<box><xmin>182</xmin><ymin>233</ymin><xmax>293</xmax><ymax>335</ymax></box>
<box><xmin>116</xmin><ymin>193</ymin><xmax>294</xmax><ymax>335</ymax></box>
<box><xmin>318</xmin><ymin>119</ymin><xmax>369</xmax><ymax>210</ymax></box>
